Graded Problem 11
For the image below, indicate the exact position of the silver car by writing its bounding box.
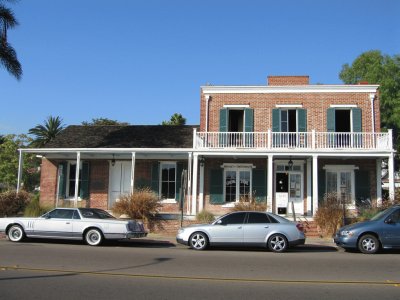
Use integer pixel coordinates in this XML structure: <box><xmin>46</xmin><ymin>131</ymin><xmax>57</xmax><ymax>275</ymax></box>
<box><xmin>176</xmin><ymin>211</ymin><xmax>305</xmax><ymax>252</ymax></box>
<box><xmin>0</xmin><ymin>208</ymin><xmax>147</xmax><ymax>246</ymax></box>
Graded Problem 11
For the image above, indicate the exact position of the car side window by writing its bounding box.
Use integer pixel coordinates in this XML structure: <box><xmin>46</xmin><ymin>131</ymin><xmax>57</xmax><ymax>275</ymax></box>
<box><xmin>48</xmin><ymin>209</ymin><xmax>74</xmax><ymax>219</ymax></box>
<box><xmin>389</xmin><ymin>209</ymin><xmax>400</xmax><ymax>223</ymax></box>
<box><xmin>247</xmin><ymin>212</ymin><xmax>270</xmax><ymax>224</ymax></box>
<box><xmin>72</xmin><ymin>211</ymin><xmax>81</xmax><ymax>220</ymax></box>
<box><xmin>220</xmin><ymin>212</ymin><xmax>246</xmax><ymax>225</ymax></box>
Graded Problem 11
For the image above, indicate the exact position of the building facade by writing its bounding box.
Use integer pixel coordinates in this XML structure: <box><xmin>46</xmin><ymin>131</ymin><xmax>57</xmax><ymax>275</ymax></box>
<box><xmin>17</xmin><ymin>76</ymin><xmax>396</xmax><ymax>218</ymax></box>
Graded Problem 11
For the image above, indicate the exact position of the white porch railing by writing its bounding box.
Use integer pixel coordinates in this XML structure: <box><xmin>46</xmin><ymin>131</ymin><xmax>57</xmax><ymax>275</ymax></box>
<box><xmin>195</xmin><ymin>131</ymin><xmax>392</xmax><ymax>150</ymax></box>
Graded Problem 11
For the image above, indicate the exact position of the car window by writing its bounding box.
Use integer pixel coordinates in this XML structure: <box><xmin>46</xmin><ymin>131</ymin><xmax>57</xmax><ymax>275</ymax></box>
<box><xmin>72</xmin><ymin>210</ymin><xmax>81</xmax><ymax>220</ymax></box>
<box><xmin>388</xmin><ymin>209</ymin><xmax>400</xmax><ymax>223</ymax></box>
<box><xmin>247</xmin><ymin>212</ymin><xmax>270</xmax><ymax>224</ymax></box>
<box><xmin>219</xmin><ymin>212</ymin><xmax>246</xmax><ymax>225</ymax></box>
<box><xmin>48</xmin><ymin>209</ymin><xmax>74</xmax><ymax>219</ymax></box>
<box><xmin>79</xmin><ymin>208</ymin><xmax>116</xmax><ymax>219</ymax></box>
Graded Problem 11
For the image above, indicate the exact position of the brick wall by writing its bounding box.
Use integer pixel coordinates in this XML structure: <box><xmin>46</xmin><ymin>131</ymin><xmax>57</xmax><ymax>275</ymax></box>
<box><xmin>39</xmin><ymin>158</ymin><xmax>58</xmax><ymax>207</ymax></box>
<box><xmin>88</xmin><ymin>161</ymin><xmax>109</xmax><ymax>210</ymax></box>
<box><xmin>200</xmin><ymin>91</ymin><xmax>379</xmax><ymax>133</ymax></box>
<box><xmin>267</xmin><ymin>75</ymin><xmax>309</xmax><ymax>86</ymax></box>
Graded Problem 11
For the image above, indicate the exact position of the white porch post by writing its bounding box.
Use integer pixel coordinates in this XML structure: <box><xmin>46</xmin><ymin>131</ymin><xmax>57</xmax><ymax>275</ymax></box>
<box><xmin>191</xmin><ymin>153</ymin><xmax>199</xmax><ymax>215</ymax></box>
<box><xmin>130</xmin><ymin>152</ymin><xmax>136</xmax><ymax>194</ymax></box>
<box><xmin>74</xmin><ymin>151</ymin><xmax>81</xmax><ymax>208</ymax></box>
<box><xmin>199</xmin><ymin>159</ymin><xmax>204</xmax><ymax>212</ymax></box>
<box><xmin>307</xmin><ymin>158</ymin><xmax>312</xmax><ymax>215</ymax></box>
<box><xmin>16</xmin><ymin>150</ymin><xmax>23</xmax><ymax>193</ymax></box>
<box><xmin>267</xmin><ymin>155</ymin><xmax>273</xmax><ymax>213</ymax></box>
<box><xmin>187</xmin><ymin>152</ymin><xmax>193</xmax><ymax>215</ymax></box>
<box><xmin>376</xmin><ymin>158</ymin><xmax>382</xmax><ymax>207</ymax></box>
<box><xmin>312</xmin><ymin>155</ymin><xmax>319</xmax><ymax>215</ymax></box>
<box><xmin>388</xmin><ymin>153</ymin><xmax>395</xmax><ymax>202</ymax></box>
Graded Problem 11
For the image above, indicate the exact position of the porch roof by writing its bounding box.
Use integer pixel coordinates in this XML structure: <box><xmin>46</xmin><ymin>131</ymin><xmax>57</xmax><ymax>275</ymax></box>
<box><xmin>42</xmin><ymin>125</ymin><xmax>198</xmax><ymax>149</ymax></box>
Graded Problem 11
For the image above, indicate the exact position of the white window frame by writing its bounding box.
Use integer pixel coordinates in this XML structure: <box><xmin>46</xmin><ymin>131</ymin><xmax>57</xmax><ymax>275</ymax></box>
<box><xmin>159</xmin><ymin>161</ymin><xmax>177</xmax><ymax>204</ymax></box>
<box><xmin>65</xmin><ymin>161</ymin><xmax>83</xmax><ymax>201</ymax></box>
<box><xmin>222</xmin><ymin>165</ymin><xmax>253</xmax><ymax>207</ymax></box>
<box><xmin>323</xmin><ymin>165</ymin><xmax>358</xmax><ymax>207</ymax></box>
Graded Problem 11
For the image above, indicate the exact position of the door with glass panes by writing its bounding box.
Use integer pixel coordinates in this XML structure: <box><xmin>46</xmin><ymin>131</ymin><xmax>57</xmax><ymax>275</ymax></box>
<box><xmin>224</xmin><ymin>168</ymin><xmax>252</xmax><ymax>203</ymax></box>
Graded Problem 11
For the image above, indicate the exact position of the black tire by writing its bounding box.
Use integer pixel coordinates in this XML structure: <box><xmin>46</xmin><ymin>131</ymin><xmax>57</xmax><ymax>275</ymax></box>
<box><xmin>189</xmin><ymin>232</ymin><xmax>208</xmax><ymax>250</ymax></box>
<box><xmin>8</xmin><ymin>225</ymin><xmax>25</xmax><ymax>242</ymax></box>
<box><xmin>84</xmin><ymin>228</ymin><xmax>103</xmax><ymax>246</ymax></box>
<box><xmin>358</xmin><ymin>234</ymin><xmax>380</xmax><ymax>254</ymax></box>
<box><xmin>267</xmin><ymin>234</ymin><xmax>288</xmax><ymax>253</ymax></box>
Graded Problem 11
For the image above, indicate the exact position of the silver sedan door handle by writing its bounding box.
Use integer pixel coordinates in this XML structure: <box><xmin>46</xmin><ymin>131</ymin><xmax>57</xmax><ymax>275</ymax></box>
<box><xmin>264</xmin><ymin>226</ymin><xmax>269</xmax><ymax>228</ymax></box>
<box><xmin>66</xmin><ymin>222</ymin><xmax>71</xmax><ymax>224</ymax></box>
<box><xmin>238</xmin><ymin>226</ymin><xmax>242</xmax><ymax>229</ymax></box>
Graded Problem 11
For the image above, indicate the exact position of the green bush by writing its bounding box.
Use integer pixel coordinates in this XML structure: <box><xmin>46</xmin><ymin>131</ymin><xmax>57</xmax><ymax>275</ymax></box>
<box><xmin>24</xmin><ymin>194</ymin><xmax>51</xmax><ymax>217</ymax></box>
<box><xmin>0</xmin><ymin>190</ymin><xmax>31</xmax><ymax>217</ymax></box>
<box><xmin>196</xmin><ymin>210</ymin><xmax>215</xmax><ymax>223</ymax></box>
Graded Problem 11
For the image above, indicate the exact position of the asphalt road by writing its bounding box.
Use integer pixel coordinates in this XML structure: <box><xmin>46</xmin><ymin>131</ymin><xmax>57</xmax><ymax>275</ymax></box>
<box><xmin>0</xmin><ymin>238</ymin><xmax>399</xmax><ymax>300</ymax></box>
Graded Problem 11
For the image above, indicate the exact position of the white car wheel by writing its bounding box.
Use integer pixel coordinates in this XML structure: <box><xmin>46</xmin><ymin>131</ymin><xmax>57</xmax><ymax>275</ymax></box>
<box><xmin>268</xmin><ymin>234</ymin><xmax>288</xmax><ymax>253</ymax></box>
<box><xmin>8</xmin><ymin>225</ymin><xmax>25</xmax><ymax>242</ymax></box>
<box><xmin>85</xmin><ymin>229</ymin><xmax>103</xmax><ymax>246</ymax></box>
<box><xmin>189</xmin><ymin>232</ymin><xmax>208</xmax><ymax>250</ymax></box>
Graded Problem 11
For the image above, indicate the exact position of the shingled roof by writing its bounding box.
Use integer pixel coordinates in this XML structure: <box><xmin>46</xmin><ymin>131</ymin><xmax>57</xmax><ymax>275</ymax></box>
<box><xmin>43</xmin><ymin>125</ymin><xmax>198</xmax><ymax>148</ymax></box>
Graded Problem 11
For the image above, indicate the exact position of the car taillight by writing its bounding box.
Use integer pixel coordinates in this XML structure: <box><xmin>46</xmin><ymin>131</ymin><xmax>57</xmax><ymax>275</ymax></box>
<box><xmin>296</xmin><ymin>223</ymin><xmax>304</xmax><ymax>232</ymax></box>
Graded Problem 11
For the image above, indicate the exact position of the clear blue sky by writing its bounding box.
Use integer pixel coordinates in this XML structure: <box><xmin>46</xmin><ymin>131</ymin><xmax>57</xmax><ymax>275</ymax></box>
<box><xmin>1</xmin><ymin>0</ymin><xmax>399</xmax><ymax>135</ymax></box>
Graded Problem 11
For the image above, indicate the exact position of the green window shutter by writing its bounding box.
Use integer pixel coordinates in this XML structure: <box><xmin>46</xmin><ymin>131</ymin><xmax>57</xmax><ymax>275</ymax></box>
<box><xmin>244</xmin><ymin>108</ymin><xmax>254</xmax><ymax>146</ymax></box>
<box><xmin>58</xmin><ymin>162</ymin><xmax>67</xmax><ymax>199</ymax></box>
<box><xmin>210</xmin><ymin>169</ymin><xmax>224</xmax><ymax>204</ymax></box>
<box><xmin>297</xmin><ymin>109</ymin><xmax>307</xmax><ymax>132</ymax></box>
<box><xmin>252</xmin><ymin>169</ymin><xmax>266</xmax><ymax>203</ymax></box>
<box><xmin>219</xmin><ymin>108</ymin><xmax>228</xmax><ymax>132</ymax></box>
<box><xmin>175</xmin><ymin>162</ymin><xmax>184</xmax><ymax>201</ymax></box>
<box><xmin>355</xmin><ymin>170</ymin><xmax>370</xmax><ymax>204</ymax></box>
<box><xmin>352</xmin><ymin>108</ymin><xmax>362</xmax><ymax>132</ymax></box>
<box><xmin>151</xmin><ymin>162</ymin><xmax>160</xmax><ymax>196</ymax></box>
<box><xmin>79</xmin><ymin>162</ymin><xmax>90</xmax><ymax>199</ymax></box>
<box><xmin>318</xmin><ymin>170</ymin><xmax>326</xmax><ymax>203</ymax></box>
<box><xmin>272</xmin><ymin>108</ymin><xmax>281</xmax><ymax>132</ymax></box>
<box><xmin>327</xmin><ymin>108</ymin><xmax>336</xmax><ymax>132</ymax></box>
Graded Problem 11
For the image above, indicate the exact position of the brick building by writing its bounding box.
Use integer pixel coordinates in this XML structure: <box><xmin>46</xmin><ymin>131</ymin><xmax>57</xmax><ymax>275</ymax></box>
<box><xmin>17</xmin><ymin>76</ymin><xmax>396</xmax><ymax>219</ymax></box>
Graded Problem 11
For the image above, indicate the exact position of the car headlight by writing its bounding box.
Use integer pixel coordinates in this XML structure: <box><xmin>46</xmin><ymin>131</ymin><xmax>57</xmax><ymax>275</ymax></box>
<box><xmin>178</xmin><ymin>228</ymin><xmax>185</xmax><ymax>234</ymax></box>
<box><xmin>340</xmin><ymin>230</ymin><xmax>354</xmax><ymax>237</ymax></box>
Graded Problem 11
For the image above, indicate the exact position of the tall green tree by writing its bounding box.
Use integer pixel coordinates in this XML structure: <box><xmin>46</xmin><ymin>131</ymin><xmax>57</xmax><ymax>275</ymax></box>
<box><xmin>0</xmin><ymin>0</ymin><xmax>22</xmax><ymax>80</ymax></box>
<box><xmin>81</xmin><ymin>117</ymin><xmax>129</xmax><ymax>126</ymax></box>
<box><xmin>161</xmin><ymin>113</ymin><xmax>187</xmax><ymax>126</ymax></box>
<box><xmin>339</xmin><ymin>50</ymin><xmax>400</xmax><ymax>149</ymax></box>
<box><xmin>28</xmin><ymin>116</ymin><xmax>65</xmax><ymax>147</ymax></box>
<box><xmin>0</xmin><ymin>134</ymin><xmax>38</xmax><ymax>191</ymax></box>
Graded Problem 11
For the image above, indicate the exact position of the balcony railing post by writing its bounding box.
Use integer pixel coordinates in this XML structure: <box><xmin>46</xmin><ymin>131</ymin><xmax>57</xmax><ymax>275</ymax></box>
<box><xmin>312</xmin><ymin>130</ymin><xmax>316</xmax><ymax>149</ymax></box>
<box><xmin>267</xmin><ymin>129</ymin><xmax>271</xmax><ymax>149</ymax></box>
<box><xmin>388</xmin><ymin>129</ymin><xmax>393</xmax><ymax>150</ymax></box>
<box><xmin>193</xmin><ymin>128</ymin><xmax>197</xmax><ymax>148</ymax></box>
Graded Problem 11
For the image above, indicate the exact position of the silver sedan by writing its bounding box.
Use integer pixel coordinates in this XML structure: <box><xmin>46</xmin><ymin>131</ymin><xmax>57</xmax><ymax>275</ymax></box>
<box><xmin>176</xmin><ymin>211</ymin><xmax>305</xmax><ymax>252</ymax></box>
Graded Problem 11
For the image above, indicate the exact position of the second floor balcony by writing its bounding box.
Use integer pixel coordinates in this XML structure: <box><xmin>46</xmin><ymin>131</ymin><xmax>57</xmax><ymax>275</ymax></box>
<box><xmin>194</xmin><ymin>130</ymin><xmax>393</xmax><ymax>151</ymax></box>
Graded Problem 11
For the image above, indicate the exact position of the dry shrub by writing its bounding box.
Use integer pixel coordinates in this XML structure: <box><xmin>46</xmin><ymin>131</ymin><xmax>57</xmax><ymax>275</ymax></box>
<box><xmin>112</xmin><ymin>188</ymin><xmax>163</xmax><ymax>231</ymax></box>
<box><xmin>196</xmin><ymin>210</ymin><xmax>215</xmax><ymax>223</ymax></box>
<box><xmin>24</xmin><ymin>194</ymin><xmax>52</xmax><ymax>217</ymax></box>
<box><xmin>357</xmin><ymin>189</ymin><xmax>400</xmax><ymax>222</ymax></box>
<box><xmin>230</xmin><ymin>193</ymin><xmax>268</xmax><ymax>212</ymax></box>
<box><xmin>0</xmin><ymin>190</ymin><xmax>31</xmax><ymax>217</ymax></box>
<box><xmin>314</xmin><ymin>193</ymin><xmax>346</xmax><ymax>237</ymax></box>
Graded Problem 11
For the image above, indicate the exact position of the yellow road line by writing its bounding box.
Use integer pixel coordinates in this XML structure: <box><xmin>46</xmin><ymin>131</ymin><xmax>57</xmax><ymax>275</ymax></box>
<box><xmin>1</xmin><ymin>265</ymin><xmax>399</xmax><ymax>287</ymax></box>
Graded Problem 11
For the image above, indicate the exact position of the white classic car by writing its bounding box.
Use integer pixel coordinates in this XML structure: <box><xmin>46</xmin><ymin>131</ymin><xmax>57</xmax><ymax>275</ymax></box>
<box><xmin>0</xmin><ymin>208</ymin><xmax>147</xmax><ymax>246</ymax></box>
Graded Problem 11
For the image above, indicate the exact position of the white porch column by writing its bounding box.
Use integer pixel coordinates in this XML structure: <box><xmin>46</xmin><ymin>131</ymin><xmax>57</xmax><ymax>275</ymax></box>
<box><xmin>312</xmin><ymin>155</ymin><xmax>319</xmax><ymax>215</ymax></box>
<box><xmin>199</xmin><ymin>158</ymin><xmax>205</xmax><ymax>212</ymax></box>
<box><xmin>306</xmin><ymin>158</ymin><xmax>312</xmax><ymax>215</ymax></box>
<box><xmin>191</xmin><ymin>153</ymin><xmax>199</xmax><ymax>215</ymax></box>
<box><xmin>267</xmin><ymin>155</ymin><xmax>273</xmax><ymax>213</ymax></box>
<box><xmin>130</xmin><ymin>152</ymin><xmax>136</xmax><ymax>194</ymax></box>
<box><xmin>376</xmin><ymin>158</ymin><xmax>382</xmax><ymax>207</ymax></box>
<box><xmin>388</xmin><ymin>153</ymin><xmax>395</xmax><ymax>202</ymax></box>
<box><xmin>187</xmin><ymin>152</ymin><xmax>193</xmax><ymax>215</ymax></box>
<box><xmin>74</xmin><ymin>151</ymin><xmax>81</xmax><ymax>208</ymax></box>
<box><xmin>16</xmin><ymin>150</ymin><xmax>23</xmax><ymax>193</ymax></box>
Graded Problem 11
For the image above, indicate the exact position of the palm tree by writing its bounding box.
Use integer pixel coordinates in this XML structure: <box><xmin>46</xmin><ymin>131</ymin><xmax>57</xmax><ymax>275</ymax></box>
<box><xmin>29</xmin><ymin>116</ymin><xmax>65</xmax><ymax>147</ymax></box>
<box><xmin>0</xmin><ymin>0</ymin><xmax>22</xmax><ymax>80</ymax></box>
<box><xmin>161</xmin><ymin>113</ymin><xmax>187</xmax><ymax>126</ymax></box>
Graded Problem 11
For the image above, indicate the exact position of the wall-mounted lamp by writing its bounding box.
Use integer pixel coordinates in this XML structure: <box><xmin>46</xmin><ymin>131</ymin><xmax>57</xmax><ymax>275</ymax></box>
<box><xmin>111</xmin><ymin>154</ymin><xmax>116</xmax><ymax>167</ymax></box>
<box><xmin>288</xmin><ymin>158</ymin><xmax>293</xmax><ymax>170</ymax></box>
<box><xmin>199</xmin><ymin>156</ymin><xmax>205</xmax><ymax>167</ymax></box>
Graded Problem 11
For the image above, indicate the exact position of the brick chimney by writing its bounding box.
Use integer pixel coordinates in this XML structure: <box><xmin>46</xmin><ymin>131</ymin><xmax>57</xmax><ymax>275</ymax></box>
<box><xmin>267</xmin><ymin>76</ymin><xmax>309</xmax><ymax>86</ymax></box>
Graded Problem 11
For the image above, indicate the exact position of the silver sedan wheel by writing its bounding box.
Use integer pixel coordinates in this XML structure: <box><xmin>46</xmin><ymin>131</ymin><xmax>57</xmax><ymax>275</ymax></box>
<box><xmin>85</xmin><ymin>229</ymin><xmax>103</xmax><ymax>246</ymax></box>
<box><xmin>268</xmin><ymin>234</ymin><xmax>288</xmax><ymax>252</ymax></box>
<box><xmin>189</xmin><ymin>232</ymin><xmax>208</xmax><ymax>250</ymax></box>
<box><xmin>8</xmin><ymin>225</ymin><xmax>24</xmax><ymax>242</ymax></box>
